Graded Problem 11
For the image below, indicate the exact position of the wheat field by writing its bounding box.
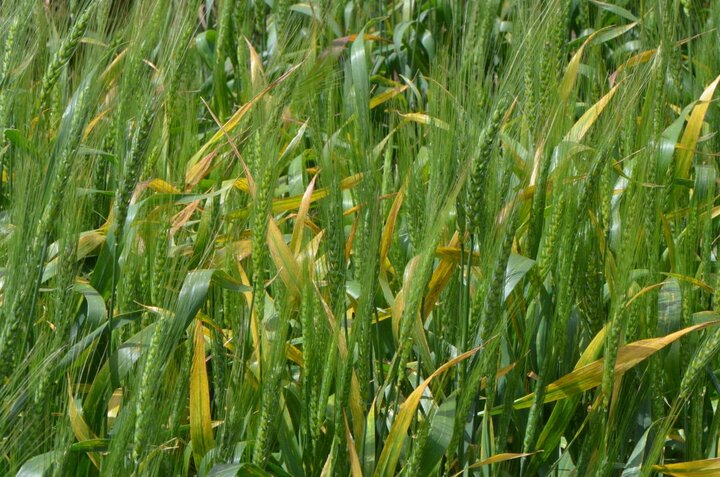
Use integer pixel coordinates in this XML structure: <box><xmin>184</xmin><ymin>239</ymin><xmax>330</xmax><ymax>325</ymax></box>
<box><xmin>0</xmin><ymin>1</ymin><xmax>719</xmax><ymax>476</ymax></box>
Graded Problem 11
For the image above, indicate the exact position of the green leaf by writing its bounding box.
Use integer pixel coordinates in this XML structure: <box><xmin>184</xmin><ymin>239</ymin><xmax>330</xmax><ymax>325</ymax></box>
<box><xmin>418</xmin><ymin>395</ymin><xmax>456</xmax><ymax>476</ymax></box>
<box><xmin>4</xmin><ymin>128</ymin><xmax>34</xmax><ymax>154</ymax></box>
<box><xmin>195</xmin><ymin>30</ymin><xmax>217</xmax><ymax>67</ymax></box>
<box><xmin>206</xmin><ymin>463</ymin><xmax>270</xmax><ymax>477</ymax></box>
<box><xmin>69</xmin><ymin>439</ymin><xmax>110</xmax><ymax>453</ymax></box>
<box><xmin>504</xmin><ymin>254</ymin><xmax>535</xmax><ymax>301</ymax></box>
<box><xmin>374</xmin><ymin>346</ymin><xmax>483</xmax><ymax>477</ymax></box>
<box><xmin>15</xmin><ymin>451</ymin><xmax>62</xmax><ymax>477</ymax></box>
<box><xmin>590</xmin><ymin>0</ymin><xmax>639</xmax><ymax>21</ymax></box>
<box><xmin>351</xmin><ymin>26</ymin><xmax>371</xmax><ymax>138</ymax></box>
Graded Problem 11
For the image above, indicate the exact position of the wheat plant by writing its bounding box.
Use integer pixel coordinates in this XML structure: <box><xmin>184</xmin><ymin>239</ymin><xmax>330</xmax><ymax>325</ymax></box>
<box><xmin>0</xmin><ymin>1</ymin><xmax>720</xmax><ymax>476</ymax></box>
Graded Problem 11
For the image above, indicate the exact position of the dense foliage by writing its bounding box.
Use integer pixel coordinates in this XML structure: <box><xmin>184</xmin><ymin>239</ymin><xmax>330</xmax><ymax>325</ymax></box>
<box><xmin>1</xmin><ymin>0</ymin><xmax>720</xmax><ymax>475</ymax></box>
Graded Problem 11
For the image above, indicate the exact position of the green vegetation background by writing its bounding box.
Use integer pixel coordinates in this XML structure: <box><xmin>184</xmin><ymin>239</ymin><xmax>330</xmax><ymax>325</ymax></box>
<box><xmin>0</xmin><ymin>0</ymin><xmax>719</xmax><ymax>475</ymax></box>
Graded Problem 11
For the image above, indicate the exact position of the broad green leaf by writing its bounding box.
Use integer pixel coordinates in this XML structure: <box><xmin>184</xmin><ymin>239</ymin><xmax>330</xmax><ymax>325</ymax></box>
<box><xmin>418</xmin><ymin>395</ymin><xmax>456</xmax><ymax>476</ymax></box>
<box><xmin>590</xmin><ymin>0</ymin><xmax>639</xmax><ymax>21</ymax></box>
<box><xmin>621</xmin><ymin>426</ymin><xmax>651</xmax><ymax>477</ymax></box>
<box><xmin>530</xmin><ymin>324</ymin><xmax>608</xmax><ymax>472</ymax></box>
<box><xmin>195</xmin><ymin>30</ymin><xmax>217</xmax><ymax>67</ymax></box>
<box><xmin>206</xmin><ymin>463</ymin><xmax>270</xmax><ymax>477</ymax></box>
<box><xmin>73</xmin><ymin>282</ymin><xmax>107</xmax><ymax>326</ymax></box>
<box><xmin>659</xmin><ymin>102</ymin><xmax>695</xmax><ymax>174</ymax></box>
<box><xmin>504</xmin><ymin>254</ymin><xmax>535</xmax><ymax>301</ymax></box>
<box><xmin>15</xmin><ymin>451</ymin><xmax>62</xmax><ymax>477</ymax></box>
<box><xmin>374</xmin><ymin>346</ymin><xmax>483</xmax><ymax>477</ymax></box>
<box><xmin>351</xmin><ymin>27</ymin><xmax>370</xmax><ymax>136</ymax></box>
<box><xmin>4</xmin><ymin>128</ymin><xmax>34</xmax><ymax>153</ymax></box>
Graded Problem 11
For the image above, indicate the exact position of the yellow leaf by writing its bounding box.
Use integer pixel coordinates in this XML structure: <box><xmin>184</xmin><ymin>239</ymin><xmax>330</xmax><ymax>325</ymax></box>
<box><xmin>67</xmin><ymin>381</ymin><xmax>101</xmax><ymax>468</ymax></box>
<box><xmin>234</xmin><ymin>177</ymin><xmax>250</xmax><ymax>193</ymax></box>
<box><xmin>391</xmin><ymin>257</ymin><xmax>419</xmax><ymax>341</ymax></box>
<box><xmin>82</xmin><ymin>108</ymin><xmax>109</xmax><ymax>140</ymax></box>
<box><xmin>185</xmin><ymin>150</ymin><xmax>218</xmax><ymax>189</ymax></box>
<box><xmin>560</xmin><ymin>29</ymin><xmax>601</xmax><ymax>103</ymax></box>
<box><xmin>228</xmin><ymin>173</ymin><xmax>363</xmax><ymax>218</ymax></box>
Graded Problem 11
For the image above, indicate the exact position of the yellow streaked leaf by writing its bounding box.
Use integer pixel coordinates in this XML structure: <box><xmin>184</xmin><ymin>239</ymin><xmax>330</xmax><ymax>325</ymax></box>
<box><xmin>560</xmin><ymin>26</ymin><xmax>623</xmax><ymax>102</ymax></box>
<box><xmin>185</xmin><ymin>150</ymin><xmax>218</xmax><ymax>189</ymax></box>
<box><xmin>67</xmin><ymin>381</ymin><xmax>101</xmax><ymax>468</ymax></box>
<box><xmin>344</xmin><ymin>413</ymin><xmax>363</xmax><ymax>477</ymax></box>
<box><xmin>234</xmin><ymin>177</ymin><xmax>250</xmax><ymax>192</ymax></box>
<box><xmin>286</xmin><ymin>344</ymin><xmax>304</xmax><ymax>367</ymax></box>
<box><xmin>370</xmin><ymin>85</ymin><xmax>408</xmax><ymax>109</ymax></box>
<box><xmin>563</xmin><ymin>85</ymin><xmax>618</xmax><ymax>144</ymax></box>
<box><xmin>379</xmin><ymin>186</ymin><xmax>404</xmax><ymax>273</ymax></box>
<box><xmin>147</xmin><ymin>178</ymin><xmax>181</xmax><ymax>194</ymax></box>
<box><xmin>190</xmin><ymin>321</ymin><xmax>215</xmax><ymax>464</ymax></box>
<box><xmin>453</xmin><ymin>452</ymin><xmax>540</xmax><ymax>477</ymax></box>
<box><xmin>290</xmin><ymin>175</ymin><xmax>317</xmax><ymax>256</ymax></box>
<box><xmin>83</xmin><ymin>108</ymin><xmax>109</xmax><ymax>140</ymax></box>
<box><xmin>424</xmin><ymin>232</ymin><xmax>463</xmax><ymax>320</ymax></box>
<box><xmin>267</xmin><ymin>218</ymin><xmax>302</xmax><ymax>298</ymax></box>
<box><xmin>653</xmin><ymin>457</ymin><xmax>720</xmax><ymax>476</ymax></box>
<box><xmin>398</xmin><ymin>112</ymin><xmax>450</xmax><ymax>130</ymax></box>
<box><xmin>661</xmin><ymin>272</ymin><xmax>714</xmax><ymax>293</ymax></box>
<box><xmin>229</xmin><ymin>173</ymin><xmax>363</xmax><ymax>219</ymax></box>
<box><xmin>186</xmin><ymin>62</ymin><xmax>302</xmax><ymax>172</ymax></box>
<box><xmin>676</xmin><ymin>74</ymin><xmax>720</xmax><ymax>179</ymax></box>
<box><xmin>559</xmin><ymin>25</ymin><xmax>637</xmax><ymax>101</ymax></box>
<box><xmin>609</xmin><ymin>49</ymin><xmax>656</xmax><ymax>85</ymax></box>
<box><xmin>510</xmin><ymin>321</ymin><xmax>718</xmax><ymax>410</ymax></box>
<box><xmin>244</xmin><ymin>37</ymin><xmax>266</xmax><ymax>91</ymax></box>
